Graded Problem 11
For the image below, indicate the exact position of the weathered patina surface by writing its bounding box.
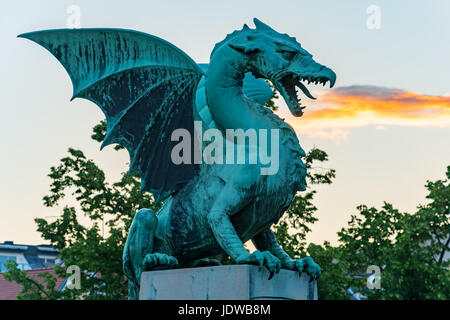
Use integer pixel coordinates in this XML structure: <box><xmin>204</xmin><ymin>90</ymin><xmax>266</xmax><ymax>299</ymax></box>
<box><xmin>20</xmin><ymin>18</ymin><xmax>336</xmax><ymax>299</ymax></box>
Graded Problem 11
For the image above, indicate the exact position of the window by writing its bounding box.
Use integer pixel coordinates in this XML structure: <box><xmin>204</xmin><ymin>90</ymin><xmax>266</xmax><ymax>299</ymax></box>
<box><xmin>0</xmin><ymin>255</ymin><xmax>17</xmax><ymax>272</ymax></box>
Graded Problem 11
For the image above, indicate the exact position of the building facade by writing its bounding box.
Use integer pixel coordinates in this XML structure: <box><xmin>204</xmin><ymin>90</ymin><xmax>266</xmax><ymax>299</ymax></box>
<box><xmin>0</xmin><ymin>241</ymin><xmax>60</xmax><ymax>272</ymax></box>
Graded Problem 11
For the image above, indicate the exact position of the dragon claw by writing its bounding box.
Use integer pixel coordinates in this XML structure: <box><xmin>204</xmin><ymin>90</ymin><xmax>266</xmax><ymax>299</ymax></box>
<box><xmin>302</xmin><ymin>257</ymin><xmax>321</xmax><ymax>281</ymax></box>
<box><xmin>142</xmin><ymin>252</ymin><xmax>178</xmax><ymax>271</ymax></box>
<box><xmin>284</xmin><ymin>257</ymin><xmax>321</xmax><ymax>281</ymax></box>
<box><xmin>236</xmin><ymin>250</ymin><xmax>281</xmax><ymax>279</ymax></box>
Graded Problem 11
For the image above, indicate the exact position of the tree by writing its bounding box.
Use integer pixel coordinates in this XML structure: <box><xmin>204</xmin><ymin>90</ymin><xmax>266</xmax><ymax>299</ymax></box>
<box><xmin>307</xmin><ymin>242</ymin><xmax>354</xmax><ymax>300</ymax></box>
<box><xmin>312</xmin><ymin>166</ymin><xmax>450</xmax><ymax>300</ymax></box>
<box><xmin>305</xmin><ymin>203</ymin><xmax>405</xmax><ymax>300</ymax></box>
<box><xmin>4</xmin><ymin>121</ymin><xmax>159</xmax><ymax>299</ymax></box>
<box><xmin>381</xmin><ymin>167</ymin><xmax>450</xmax><ymax>299</ymax></box>
<box><xmin>335</xmin><ymin>203</ymin><xmax>405</xmax><ymax>299</ymax></box>
<box><xmin>3</xmin><ymin>260</ymin><xmax>61</xmax><ymax>300</ymax></box>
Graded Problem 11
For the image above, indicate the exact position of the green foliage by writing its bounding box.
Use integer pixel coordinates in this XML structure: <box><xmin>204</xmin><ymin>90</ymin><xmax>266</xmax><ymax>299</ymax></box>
<box><xmin>264</xmin><ymin>81</ymin><xmax>279</xmax><ymax>112</ymax></box>
<box><xmin>338</xmin><ymin>203</ymin><xmax>404</xmax><ymax>273</ymax></box>
<box><xmin>379</xmin><ymin>167</ymin><xmax>450</xmax><ymax>299</ymax></box>
<box><xmin>4</xmin><ymin>124</ymin><xmax>160</xmax><ymax>299</ymax></box>
<box><xmin>3</xmin><ymin>260</ymin><xmax>61</xmax><ymax>300</ymax></box>
<box><xmin>311</xmin><ymin>166</ymin><xmax>450</xmax><ymax>300</ymax></box>
<box><xmin>307</xmin><ymin>242</ymin><xmax>356</xmax><ymax>300</ymax></box>
<box><xmin>91</xmin><ymin>120</ymin><xmax>124</xmax><ymax>151</ymax></box>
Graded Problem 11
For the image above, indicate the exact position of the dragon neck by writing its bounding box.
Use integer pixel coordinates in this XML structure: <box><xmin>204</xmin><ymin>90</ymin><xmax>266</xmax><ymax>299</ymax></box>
<box><xmin>205</xmin><ymin>45</ymin><xmax>306</xmax><ymax>190</ymax></box>
<box><xmin>205</xmin><ymin>46</ymin><xmax>276</xmax><ymax>131</ymax></box>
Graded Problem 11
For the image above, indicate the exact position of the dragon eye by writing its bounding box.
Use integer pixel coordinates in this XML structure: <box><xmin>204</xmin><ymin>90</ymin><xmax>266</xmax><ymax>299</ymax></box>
<box><xmin>278</xmin><ymin>49</ymin><xmax>297</xmax><ymax>60</ymax></box>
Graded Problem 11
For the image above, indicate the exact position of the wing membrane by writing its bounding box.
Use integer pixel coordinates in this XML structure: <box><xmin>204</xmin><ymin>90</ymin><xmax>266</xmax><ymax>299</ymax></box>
<box><xmin>19</xmin><ymin>29</ymin><xmax>203</xmax><ymax>201</ymax></box>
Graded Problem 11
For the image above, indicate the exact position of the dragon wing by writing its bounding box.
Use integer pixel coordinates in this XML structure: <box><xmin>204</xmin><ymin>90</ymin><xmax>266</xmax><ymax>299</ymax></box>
<box><xmin>19</xmin><ymin>29</ymin><xmax>204</xmax><ymax>202</ymax></box>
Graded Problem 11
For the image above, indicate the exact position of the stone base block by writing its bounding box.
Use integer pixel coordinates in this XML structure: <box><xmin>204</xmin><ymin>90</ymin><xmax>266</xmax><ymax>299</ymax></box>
<box><xmin>139</xmin><ymin>264</ymin><xmax>317</xmax><ymax>300</ymax></box>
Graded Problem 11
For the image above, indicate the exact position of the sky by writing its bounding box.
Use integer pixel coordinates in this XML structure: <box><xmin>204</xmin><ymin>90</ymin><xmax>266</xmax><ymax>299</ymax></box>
<box><xmin>0</xmin><ymin>0</ymin><xmax>449</xmax><ymax>246</ymax></box>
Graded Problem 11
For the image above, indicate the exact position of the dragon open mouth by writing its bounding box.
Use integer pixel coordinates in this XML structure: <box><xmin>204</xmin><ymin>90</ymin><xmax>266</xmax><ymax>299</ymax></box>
<box><xmin>275</xmin><ymin>71</ymin><xmax>335</xmax><ymax>117</ymax></box>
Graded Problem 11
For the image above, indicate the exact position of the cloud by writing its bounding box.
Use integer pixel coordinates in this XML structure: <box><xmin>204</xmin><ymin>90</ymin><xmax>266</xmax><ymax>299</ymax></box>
<box><xmin>281</xmin><ymin>85</ymin><xmax>450</xmax><ymax>144</ymax></box>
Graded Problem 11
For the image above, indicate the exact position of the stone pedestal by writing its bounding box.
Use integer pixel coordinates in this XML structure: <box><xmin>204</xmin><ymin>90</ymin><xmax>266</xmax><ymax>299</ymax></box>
<box><xmin>139</xmin><ymin>264</ymin><xmax>317</xmax><ymax>300</ymax></box>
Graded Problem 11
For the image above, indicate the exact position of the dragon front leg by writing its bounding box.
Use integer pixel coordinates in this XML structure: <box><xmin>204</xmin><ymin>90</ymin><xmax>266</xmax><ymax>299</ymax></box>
<box><xmin>252</xmin><ymin>229</ymin><xmax>321</xmax><ymax>281</ymax></box>
<box><xmin>207</xmin><ymin>191</ymin><xmax>281</xmax><ymax>278</ymax></box>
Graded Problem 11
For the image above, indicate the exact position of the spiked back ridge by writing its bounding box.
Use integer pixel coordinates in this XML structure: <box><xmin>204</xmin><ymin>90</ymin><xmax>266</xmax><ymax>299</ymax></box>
<box><xmin>210</xmin><ymin>18</ymin><xmax>302</xmax><ymax>59</ymax></box>
<box><xmin>210</xmin><ymin>24</ymin><xmax>252</xmax><ymax>59</ymax></box>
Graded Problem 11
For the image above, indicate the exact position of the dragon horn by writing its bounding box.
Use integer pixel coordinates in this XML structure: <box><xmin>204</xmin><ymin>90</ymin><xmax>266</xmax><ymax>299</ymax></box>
<box><xmin>253</xmin><ymin>18</ymin><xmax>276</xmax><ymax>32</ymax></box>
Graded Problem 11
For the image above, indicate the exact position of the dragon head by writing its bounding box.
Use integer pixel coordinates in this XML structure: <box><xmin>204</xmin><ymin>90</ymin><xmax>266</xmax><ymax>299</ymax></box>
<box><xmin>216</xmin><ymin>18</ymin><xmax>336</xmax><ymax>117</ymax></box>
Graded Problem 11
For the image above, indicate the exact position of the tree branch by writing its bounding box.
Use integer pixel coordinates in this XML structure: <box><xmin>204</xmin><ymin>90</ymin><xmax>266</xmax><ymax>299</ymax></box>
<box><xmin>23</xmin><ymin>276</ymin><xmax>50</xmax><ymax>298</ymax></box>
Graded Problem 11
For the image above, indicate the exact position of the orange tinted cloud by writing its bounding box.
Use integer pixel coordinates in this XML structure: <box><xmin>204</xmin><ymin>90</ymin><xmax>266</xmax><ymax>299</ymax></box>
<box><xmin>282</xmin><ymin>85</ymin><xmax>450</xmax><ymax>144</ymax></box>
<box><xmin>305</xmin><ymin>85</ymin><xmax>450</xmax><ymax>122</ymax></box>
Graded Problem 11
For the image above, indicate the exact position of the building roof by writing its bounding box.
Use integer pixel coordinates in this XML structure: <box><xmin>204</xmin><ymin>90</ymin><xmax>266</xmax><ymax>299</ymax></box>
<box><xmin>0</xmin><ymin>267</ymin><xmax>66</xmax><ymax>300</ymax></box>
<box><xmin>0</xmin><ymin>241</ymin><xmax>58</xmax><ymax>254</ymax></box>
<box><xmin>0</xmin><ymin>241</ymin><xmax>60</xmax><ymax>271</ymax></box>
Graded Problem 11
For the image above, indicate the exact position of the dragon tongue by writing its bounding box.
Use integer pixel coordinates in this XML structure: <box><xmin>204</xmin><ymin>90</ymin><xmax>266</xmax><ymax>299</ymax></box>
<box><xmin>296</xmin><ymin>81</ymin><xmax>316</xmax><ymax>100</ymax></box>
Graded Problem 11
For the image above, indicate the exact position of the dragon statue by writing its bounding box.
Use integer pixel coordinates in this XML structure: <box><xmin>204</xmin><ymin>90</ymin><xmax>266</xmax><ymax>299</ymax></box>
<box><xmin>20</xmin><ymin>18</ymin><xmax>336</xmax><ymax>299</ymax></box>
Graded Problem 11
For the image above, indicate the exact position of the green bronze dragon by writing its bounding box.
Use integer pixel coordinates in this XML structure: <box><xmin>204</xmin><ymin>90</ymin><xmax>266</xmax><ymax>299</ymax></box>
<box><xmin>20</xmin><ymin>18</ymin><xmax>336</xmax><ymax>299</ymax></box>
